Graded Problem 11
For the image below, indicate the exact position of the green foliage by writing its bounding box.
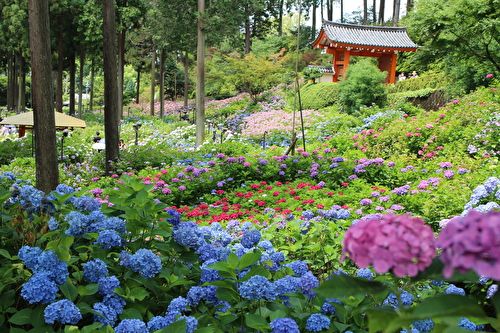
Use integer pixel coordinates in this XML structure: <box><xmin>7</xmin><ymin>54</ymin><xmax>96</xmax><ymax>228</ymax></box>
<box><xmin>298</xmin><ymin>82</ymin><xmax>340</xmax><ymax>109</ymax></box>
<box><xmin>338</xmin><ymin>59</ymin><xmax>387</xmax><ymax>114</ymax></box>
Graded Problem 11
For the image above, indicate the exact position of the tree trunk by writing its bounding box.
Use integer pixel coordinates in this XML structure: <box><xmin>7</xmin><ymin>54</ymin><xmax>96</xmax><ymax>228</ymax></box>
<box><xmin>196</xmin><ymin>0</ymin><xmax>206</xmax><ymax>146</ymax></box>
<box><xmin>244</xmin><ymin>14</ymin><xmax>251</xmax><ymax>54</ymax></box>
<box><xmin>407</xmin><ymin>0</ymin><xmax>413</xmax><ymax>13</ymax></box>
<box><xmin>13</xmin><ymin>54</ymin><xmax>19</xmax><ymax>111</ymax></box>
<box><xmin>378</xmin><ymin>0</ymin><xmax>385</xmax><ymax>24</ymax></box>
<box><xmin>135</xmin><ymin>68</ymin><xmax>140</xmax><ymax>104</ymax></box>
<box><xmin>118</xmin><ymin>29</ymin><xmax>125</xmax><ymax>118</ymax></box>
<box><xmin>69</xmin><ymin>50</ymin><xmax>76</xmax><ymax>115</ymax></box>
<box><xmin>150</xmin><ymin>48</ymin><xmax>156</xmax><ymax>116</ymax></box>
<box><xmin>183</xmin><ymin>51</ymin><xmax>189</xmax><ymax>107</ymax></box>
<box><xmin>78</xmin><ymin>50</ymin><xmax>85</xmax><ymax>116</ymax></box>
<box><xmin>159</xmin><ymin>48</ymin><xmax>165</xmax><ymax>118</ymax></box>
<box><xmin>89</xmin><ymin>58</ymin><xmax>95</xmax><ymax>112</ymax></box>
<box><xmin>278</xmin><ymin>0</ymin><xmax>284</xmax><ymax>36</ymax></box>
<box><xmin>363</xmin><ymin>0</ymin><xmax>368</xmax><ymax>24</ymax></box>
<box><xmin>320</xmin><ymin>0</ymin><xmax>324</xmax><ymax>21</ymax></box>
<box><xmin>311</xmin><ymin>0</ymin><xmax>317</xmax><ymax>39</ymax></box>
<box><xmin>56</xmin><ymin>25</ymin><xmax>64</xmax><ymax>113</ymax></box>
<box><xmin>16</xmin><ymin>53</ymin><xmax>26</xmax><ymax>113</ymax></box>
<box><xmin>393</xmin><ymin>0</ymin><xmax>400</xmax><ymax>25</ymax></box>
<box><xmin>103</xmin><ymin>0</ymin><xmax>120</xmax><ymax>174</ymax></box>
<box><xmin>28</xmin><ymin>0</ymin><xmax>59</xmax><ymax>192</ymax></box>
<box><xmin>340</xmin><ymin>0</ymin><xmax>344</xmax><ymax>23</ymax></box>
<box><xmin>326</xmin><ymin>0</ymin><xmax>333</xmax><ymax>21</ymax></box>
<box><xmin>373</xmin><ymin>0</ymin><xmax>377</xmax><ymax>23</ymax></box>
<box><xmin>7</xmin><ymin>55</ymin><xmax>15</xmax><ymax>111</ymax></box>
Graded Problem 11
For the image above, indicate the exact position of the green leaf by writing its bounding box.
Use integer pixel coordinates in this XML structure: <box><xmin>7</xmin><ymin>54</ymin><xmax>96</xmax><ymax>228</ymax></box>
<box><xmin>129</xmin><ymin>287</ymin><xmax>150</xmax><ymax>301</ymax></box>
<box><xmin>60</xmin><ymin>280</ymin><xmax>78</xmax><ymax>301</ymax></box>
<box><xmin>238</xmin><ymin>251</ymin><xmax>261</xmax><ymax>270</ymax></box>
<box><xmin>0</xmin><ymin>249</ymin><xmax>11</xmax><ymax>259</ymax></box>
<box><xmin>78</xmin><ymin>284</ymin><xmax>99</xmax><ymax>296</ymax></box>
<box><xmin>368</xmin><ymin>309</ymin><xmax>398</xmax><ymax>333</ymax></box>
<box><xmin>64</xmin><ymin>326</ymin><xmax>81</xmax><ymax>333</ymax></box>
<box><xmin>316</xmin><ymin>274</ymin><xmax>389</xmax><ymax>299</ymax></box>
<box><xmin>240</xmin><ymin>265</ymin><xmax>271</xmax><ymax>281</ymax></box>
<box><xmin>157</xmin><ymin>319</ymin><xmax>187</xmax><ymax>333</ymax></box>
<box><xmin>8</xmin><ymin>308</ymin><xmax>33</xmax><ymax>325</ymax></box>
<box><xmin>195</xmin><ymin>328</ymin><xmax>215</xmax><ymax>333</ymax></box>
<box><xmin>216</xmin><ymin>287</ymin><xmax>240</xmax><ymax>303</ymax></box>
<box><xmin>245</xmin><ymin>313</ymin><xmax>269</xmax><ymax>331</ymax></box>
<box><xmin>411</xmin><ymin>295</ymin><xmax>486</xmax><ymax>319</ymax></box>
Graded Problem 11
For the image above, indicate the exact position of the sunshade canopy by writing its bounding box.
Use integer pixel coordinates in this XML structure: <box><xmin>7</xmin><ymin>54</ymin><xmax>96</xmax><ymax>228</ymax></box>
<box><xmin>0</xmin><ymin>111</ymin><xmax>86</xmax><ymax>129</ymax></box>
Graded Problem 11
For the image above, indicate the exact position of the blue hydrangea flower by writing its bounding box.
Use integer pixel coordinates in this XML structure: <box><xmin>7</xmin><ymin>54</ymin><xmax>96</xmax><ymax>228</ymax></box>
<box><xmin>114</xmin><ymin>319</ymin><xmax>148</xmax><ymax>333</ymax></box>
<box><xmin>270</xmin><ymin>318</ymin><xmax>300</xmax><ymax>333</ymax></box>
<box><xmin>258</xmin><ymin>240</ymin><xmax>274</xmax><ymax>252</ymax></box>
<box><xmin>173</xmin><ymin>222</ymin><xmax>204</xmax><ymax>249</ymax></box>
<box><xmin>21</xmin><ymin>273</ymin><xmax>58</xmax><ymax>304</ymax></box>
<box><xmin>147</xmin><ymin>316</ymin><xmax>173</xmax><ymax>331</ymax></box>
<box><xmin>179</xmin><ymin>316</ymin><xmax>198</xmax><ymax>333</ymax></box>
<box><xmin>44</xmin><ymin>299</ymin><xmax>82</xmax><ymax>325</ymax></box>
<box><xmin>187</xmin><ymin>286</ymin><xmax>206</xmax><ymax>306</ymax></box>
<box><xmin>300</xmin><ymin>272</ymin><xmax>319</xmax><ymax>298</ymax></box>
<box><xmin>83</xmin><ymin>259</ymin><xmax>108</xmax><ymax>283</ymax></box>
<box><xmin>167</xmin><ymin>209</ymin><xmax>181</xmax><ymax>226</ymax></box>
<box><xmin>93</xmin><ymin>302</ymin><xmax>118</xmax><ymax>326</ymax></box>
<box><xmin>274</xmin><ymin>276</ymin><xmax>301</xmax><ymax>296</ymax></box>
<box><xmin>54</xmin><ymin>184</ymin><xmax>75</xmax><ymax>195</ymax></box>
<box><xmin>200</xmin><ymin>260</ymin><xmax>221</xmax><ymax>283</ymax></box>
<box><xmin>487</xmin><ymin>284</ymin><xmax>498</xmax><ymax>299</ymax></box>
<box><xmin>356</xmin><ymin>268</ymin><xmax>374</xmax><ymax>280</ymax></box>
<box><xmin>239</xmin><ymin>275</ymin><xmax>277</xmax><ymax>301</ymax></box>
<box><xmin>103</xmin><ymin>294</ymin><xmax>126</xmax><ymax>315</ymax></box>
<box><xmin>167</xmin><ymin>297</ymin><xmax>188</xmax><ymax>314</ymax></box>
<box><xmin>18</xmin><ymin>246</ymin><xmax>43</xmax><ymax>270</ymax></box>
<box><xmin>241</xmin><ymin>229</ymin><xmax>261</xmax><ymax>248</ymax></box>
<box><xmin>120</xmin><ymin>249</ymin><xmax>162</xmax><ymax>278</ymax></box>
<box><xmin>96</xmin><ymin>230</ymin><xmax>123</xmax><ymax>249</ymax></box>
<box><xmin>99</xmin><ymin>217</ymin><xmax>126</xmax><ymax>234</ymax></box>
<box><xmin>286</xmin><ymin>260</ymin><xmax>309</xmax><ymax>277</ymax></box>
<box><xmin>196</xmin><ymin>243</ymin><xmax>229</xmax><ymax>262</ymax></box>
<box><xmin>321</xmin><ymin>299</ymin><xmax>337</xmax><ymax>315</ymax></box>
<box><xmin>458</xmin><ymin>318</ymin><xmax>477</xmax><ymax>331</ymax></box>
<box><xmin>412</xmin><ymin>319</ymin><xmax>434</xmax><ymax>332</ymax></box>
<box><xmin>98</xmin><ymin>276</ymin><xmax>120</xmax><ymax>295</ymax></box>
<box><xmin>35</xmin><ymin>251</ymin><xmax>68</xmax><ymax>285</ymax></box>
<box><xmin>383</xmin><ymin>291</ymin><xmax>414</xmax><ymax>308</ymax></box>
<box><xmin>65</xmin><ymin>211</ymin><xmax>90</xmax><ymax>237</ymax></box>
<box><xmin>48</xmin><ymin>217</ymin><xmax>59</xmax><ymax>231</ymax></box>
<box><xmin>71</xmin><ymin>195</ymin><xmax>101</xmax><ymax>212</ymax></box>
<box><xmin>445</xmin><ymin>284</ymin><xmax>466</xmax><ymax>296</ymax></box>
<box><xmin>233</xmin><ymin>243</ymin><xmax>249</xmax><ymax>257</ymax></box>
<box><xmin>306</xmin><ymin>313</ymin><xmax>331</xmax><ymax>332</ymax></box>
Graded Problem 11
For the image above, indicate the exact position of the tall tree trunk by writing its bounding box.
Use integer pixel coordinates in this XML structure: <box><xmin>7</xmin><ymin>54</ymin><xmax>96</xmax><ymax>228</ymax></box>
<box><xmin>183</xmin><ymin>51</ymin><xmax>189</xmax><ymax>107</ymax></box>
<box><xmin>159</xmin><ymin>49</ymin><xmax>165</xmax><ymax>118</ymax></box>
<box><xmin>56</xmin><ymin>25</ymin><xmax>64</xmax><ymax>113</ymax></box>
<box><xmin>311</xmin><ymin>0</ymin><xmax>317</xmax><ymax>39</ymax></box>
<box><xmin>363</xmin><ymin>0</ymin><xmax>368</xmax><ymax>24</ymax></box>
<box><xmin>340</xmin><ymin>0</ymin><xmax>344</xmax><ymax>23</ymax></box>
<box><xmin>13</xmin><ymin>54</ymin><xmax>19</xmax><ymax>111</ymax></box>
<box><xmin>150</xmin><ymin>48</ymin><xmax>156</xmax><ymax>116</ymax></box>
<box><xmin>393</xmin><ymin>0</ymin><xmax>400</xmax><ymax>25</ymax></box>
<box><xmin>373</xmin><ymin>0</ymin><xmax>377</xmax><ymax>23</ymax></box>
<box><xmin>196</xmin><ymin>0</ymin><xmax>206</xmax><ymax>146</ymax></box>
<box><xmin>89</xmin><ymin>58</ymin><xmax>95</xmax><ymax>112</ymax></box>
<box><xmin>78</xmin><ymin>50</ymin><xmax>85</xmax><ymax>116</ymax></box>
<box><xmin>406</xmin><ymin>0</ymin><xmax>413</xmax><ymax>12</ymax></box>
<box><xmin>320</xmin><ymin>0</ymin><xmax>324</xmax><ymax>21</ymax></box>
<box><xmin>118</xmin><ymin>29</ymin><xmax>125</xmax><ymax>118</ymax></box>
<box><xmin>103</xmin><ymin>0</ymin><xmax>120</xmax><ymax>174</ymax></box>
<box><xmin>17</xmin><ymin>54</ymin><xmax>26</xmax><ymax>113</ymax></box>
<box><xmin>135</xmin><ymin>68</ymin><xmax>140</xmax><ymax>104</ymax></box>
<box><xmin>7</xmin><ymin>55</ymin><xmax>15</xmax><ymax>111</ymax></box>
<box><xmin>378</xmin><ymin>0</ymin><xmax>385</xmax><ymax>24</ymax></box>
<box><xmin>28</xmin><ymin>0</ymin><xmax>59</xmax><ymax>192</ymax></box>
<box><xmin>244</xmin><ymin>14</ymin><xmax>251</xmax><ymax>54</ymax></box>
<box><xmin>69</xmin><ymin>50</ymin><xmax>76</xmax><ymax>115</ymax></box>
<box><xmin>278</xmin><ymin>0</ymin><xmax>284</xmax><ymax>36</ymax></box>
<box><xmin>326</xmin><ymin>0</ymin><xmax>333</xmax><ymax>21</ymax></box>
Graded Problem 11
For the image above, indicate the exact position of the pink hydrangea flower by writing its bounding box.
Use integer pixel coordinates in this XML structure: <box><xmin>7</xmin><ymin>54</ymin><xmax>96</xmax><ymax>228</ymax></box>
<box><xmin>486</xmin><ymin>73</ymin><xmax>494</xmax><ymax>79</ymax></box>
<box><xmin>437</xmin><ymin>210</ymin><xmax>500</xmax><ymax>280</ymax></box>
<box><xmin>343</xmin><ymin>214</ymin><xmax>436</xmax><ymax>277</ymax></box>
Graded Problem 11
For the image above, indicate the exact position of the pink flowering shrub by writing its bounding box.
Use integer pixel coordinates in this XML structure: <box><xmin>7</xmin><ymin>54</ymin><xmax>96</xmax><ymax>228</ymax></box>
<box><xmin>437</xmin><ymin>210</ymin><xmax>500</xmax><ymax>280</ymax></box>
<box><xmin>241</xmin><ymin>109</ymin><xmax>321</xmax><ymax>137</ymax></box>
<box><xmin>343</xmin><ymin>214</ymin><xmax>436</xmax><ymax>277</ymax></box>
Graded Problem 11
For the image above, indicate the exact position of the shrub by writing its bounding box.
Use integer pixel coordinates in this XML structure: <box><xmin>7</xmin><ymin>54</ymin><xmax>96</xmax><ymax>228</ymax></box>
<box><xmin>338</xmin><ymin>59</ymin><xmax>387</xmax><ymax>114</ymax></box>
<box><xmin>299</xmin><ymin>82</ymin><xmax>340</xmax><ymax>109</ymax></box>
